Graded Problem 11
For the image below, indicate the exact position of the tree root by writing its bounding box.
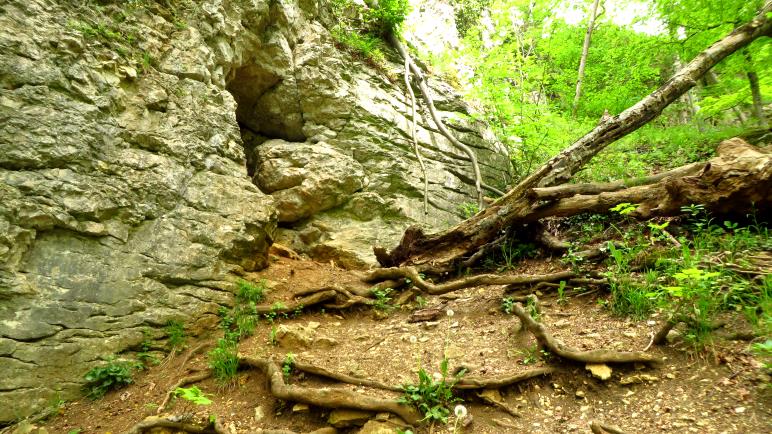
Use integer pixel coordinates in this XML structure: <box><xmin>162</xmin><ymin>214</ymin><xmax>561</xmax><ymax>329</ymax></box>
<box><xmin>403</xmin><ymin>51</ymin><xmax>429</xmax><ymax>219</ymax></box>
<box><xmin>157</xmin><ymin>370</ymin><xmax>213</xmax><ymax>414</ymax></box>
<box><xmin>510</xmin><ymin>303</ymin><xmax>662</xmax><ymax>365</ymax></box>
<box><xmin>387</xmin><ymin>32</ymin><xmax>484</xmax><ymax>208</ymax></box>
<box><xmin>292</xmin><ymin>360</ymin><xmax>403</xmax><ymax>392</ymax></box>
<box><xmin>456</xmin><ymin>367</ymin><xmax>556</xmax><ymax>389</ymax></box>
<box><xmin>238</xmin><ymin>356</ymin><xmax>422</xmax><ymax>425</ymax></box>
<box><xmin>365</xmin><ymin>266</ymin><xmax>575</xmax><ymax>295</ymax></box>
<box><xmin>125</xmin><ymin>415</ymin><xmax>228</xmax><ymax>434</ymax></box>
<box><xmin>590</xmin><ymin>420</ymin><xmax>630</xmax><ymax>434</ymax></box>
<box><xmin>474</xmin><ymin>390</ymin><xmax>521</xmax><ymax>418</ymax></box>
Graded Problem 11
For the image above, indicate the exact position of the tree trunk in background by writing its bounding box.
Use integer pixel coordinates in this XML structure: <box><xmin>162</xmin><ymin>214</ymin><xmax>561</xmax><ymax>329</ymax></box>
<box><xmin>745</xmin><ymin>49</ymin><xmax>769</xmax><ymax>128</ymax></box>
<box><xmin>375</xmin><ymin>4</ymin><xmax>772</xmax><ymax>273</ymax></box>
<box><xmin>571</xmin><ymin>0</ymin><xmax>602</xmax><ymax>118</ymax></box>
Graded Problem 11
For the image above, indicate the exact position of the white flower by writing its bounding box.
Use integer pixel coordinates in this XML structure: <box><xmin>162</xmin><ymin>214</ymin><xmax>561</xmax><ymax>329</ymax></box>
<box><xmin>446</xmin><ymin>309</ymin><xmax>455</xmax><ymax>317</ymax></box>
<box><xmin>409</xmin><ymin>335</ymin><xmax>417</xmax><ymax>344</ymax></box>
<box><xmin>454</xmin><ymin>404</ymin><xmax>468</xmax><ymax>419</ymax></box>
<box><xmin>433</xmin><ymin>372</ymin><xmax>443</xmax><ymax>382</ymax></box>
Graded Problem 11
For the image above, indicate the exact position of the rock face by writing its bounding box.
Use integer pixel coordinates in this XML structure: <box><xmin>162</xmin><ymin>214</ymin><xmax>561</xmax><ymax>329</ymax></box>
<box><xmin>0</xmin><ymin>0</ymin><xmax>509</xmax><ymax>421</ymax></box>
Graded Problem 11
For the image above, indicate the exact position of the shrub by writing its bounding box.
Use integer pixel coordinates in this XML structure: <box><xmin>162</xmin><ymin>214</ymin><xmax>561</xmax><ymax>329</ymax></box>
<box><xmin>400</xmin><ymin>358</ymin><xmax>465</xmax><ymax>423</ymax></box>
<box><xmin>83</xmin><ymin>359</ymin><xmax>138</xmax><ymax>399</ymax></box>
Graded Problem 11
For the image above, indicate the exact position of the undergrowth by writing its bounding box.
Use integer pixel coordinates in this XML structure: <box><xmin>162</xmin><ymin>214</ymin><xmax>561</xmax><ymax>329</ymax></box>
<box><xmin>400</xmin><ymin>358</ymin><xmax>466</xmax><ymax>423</ymax></box>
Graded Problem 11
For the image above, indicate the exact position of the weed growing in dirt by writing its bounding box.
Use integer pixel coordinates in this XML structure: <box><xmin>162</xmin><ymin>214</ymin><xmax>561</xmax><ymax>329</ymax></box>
<box><xmin>269</xmin><ymin>326</ymin><xmax>278</xmax><ymax>346</ymax></box>
<box><xmin>371</xmin><ymin>287</ymin><xmax>395</xmax><ymax>311</ymax></box>
<box><xmin>237</xmin><ymin>279</ymin><xmax>266</xmax><ymax>304</ymax></box>
<box><xmin>136</xmin><ymin>329</ymin><xmax>158</xmax><ymax>366</ymax></box>
<box><xmin>174</xmin><ymin>386</ymin><xmax>212</xmax><ymax>405</ymax></box>
<box><xmin>500</xmin><ymin>296</ymin><xmax>515</xmax><ymax>314</ymax></box>
<box><xmin>83</xmin><ymin>359</ymin><xmax>140</xmax><ymax>399</ymax></box>
<box><xmin>400</xmin><ymin>358</ymin><xmax>465</xmax><ymax>423</ymax></box>
<box><xmin>415</xmin><ymin>295</ymin><xmax>428</xmax><ymax>309</ymax></box>
<box><xmin>282</xmin><ymin>352</ymin><xmax>295</xmax><ymax>382</ymax></box>
<box><xmin>165</xmin><ymin>319</ymin><xmax>186</xmax><ymax>351</ymax></box>
<box><xmin>209</xmin><ymin>338</ymin><xmax>239</xmax><ymax>384</ymax></box>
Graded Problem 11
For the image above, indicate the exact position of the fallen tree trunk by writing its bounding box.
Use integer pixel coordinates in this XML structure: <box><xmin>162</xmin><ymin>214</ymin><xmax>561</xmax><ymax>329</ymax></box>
<box><xmin>378</xmin><ymin>138</ymin><xmax>770</xmax><ymax>272</ymax></box>
<box><xmin>376</xmin><ymin>5</ymin><xmax>772</xmax><ymax>273</ymax></box>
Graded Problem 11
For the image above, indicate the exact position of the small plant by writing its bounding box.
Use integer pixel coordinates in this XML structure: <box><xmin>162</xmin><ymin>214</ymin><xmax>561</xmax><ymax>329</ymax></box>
<box><xmin>526</xmin><ymin>297</ymin><xmax>540</xmax><ymax>321</ymax></box>
<box><xmin>165</xmin><ymin>320</ymin><xmax>186</xmax><ymax>350</ymax></box>
<box><xmin>269</xmin><ymin>326</ymin><xmax>279</xmax><ymax>346</ymax></box>
<box><xmin>137</xmin><ymin>329</ymin><xmax>158</xmax><ymax>366</ymax></box>
<box><xmin>556</xmin><ymin>281</ymin><xmax>567</xmax><ymax>305</ymax></box>
<box><xmin>83</xmin><ymin>359</ymin><xmax>138</xmax><ymax>399</ymax></box>
<box><xmin>237</xmin><ymin>279</ymin><xmax>266</xmax><ymax>304</ymax></box>
<box><xmin>400</xmin><ymin>358</ymin><xmax>465</xmax><ymax>423</ymax></box>
<box><xmin>174</xmin><ymin>386</ymin><xmax>213</xmax><ymax>405</ymax></box>
<box><xmin>517</xmin><ymin>343</ymin><xmax>539</xmax><ymax>365</ymax></box>
<box><xmin>610</xmin><ymin>202</ymin><xmax>638</xmax><ymax>215</ymax></box>
<box><xmin>663</xmin><ymin>267</ymin><xmax>721</xmax><ymax>348</ymax></box>
<box><xmin>209</xmin><ymin>338</ymin><xmax>239</xmax><ymax>384</ymax></box>
<box><xmin>372</xmin><ymin>287</ymin><xmax>394</xmax><ymax>311</ymax></box>
<box><xmin>415</xmin><ymin>295</ymin><xmax>428</xmax><ymax>309</ymax></box>
<box><xmin>459</xmin><ymin>202</ymin><xmax>479</xmax><ymax>218</ymax></box>
<box><xmin>282</xmin><ymin>352</ymin><xmax>295</xmax><ymax>382</ymax></box>
<box><xmin>500</xmin><ymin>296</ymin><xmax>515</xmax><ymax>314</ymax></box>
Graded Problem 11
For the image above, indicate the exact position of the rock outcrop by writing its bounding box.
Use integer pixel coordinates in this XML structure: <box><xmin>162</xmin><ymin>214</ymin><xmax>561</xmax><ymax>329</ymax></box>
<box><xmin>0</xmin><ymin>0</ymin><xmax>509</xmax><ymax>421</ymax></box>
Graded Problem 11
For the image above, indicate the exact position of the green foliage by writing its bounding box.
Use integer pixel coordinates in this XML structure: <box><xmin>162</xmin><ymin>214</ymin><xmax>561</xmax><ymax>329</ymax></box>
<box><xmin>400</xmin><ymin>358</ymin><xmax>465</xmax><ymax>423</ymax></box>
<box><xmin>174</xmin><ymin>386</ymin><xmax>213</xmax><ymax>405</ymax></box>
<box><xmin>165</xmin><ymin>319</ymin><xmax>186</xmax><ymax>350</ymax></box>
<box><xmin>328</xmin><ymin>0</ymin><xmax>409</xmax><ymax>65</ymax></box>
<box><xmin>208</xmin><ymin>338</ymin><xmax>239</xmax><ymax>384</ymax></box>
<box><xmin>371</xmin><ymin>287</ymin><xmax>395</xmax><ymax>311</ymax></box>
<box><xmin>282</xmin><ymin>352</ymin><xmax>296</xmax><ymax>382</ymax></box>
<box><xmin>237</xmin><ymin>279</ymin><xmax>267</xmax><ymax>304</ymax></box>
<box><xmin>369</xmin><ymin>0</ymin><xmax>411</xmax><ymax>35</ymax></box>
<box><xmin>610</xmin><ymin>203</ymin><xmax>638</xmax><ymax>216</ymax></box>
<box><xmin>500</xmin><ymin>296</ymin><xmax>515</xmax><ymax>315</ymax></box>
<box><xmin>136</xmin><ymin>329</ymin><xmax>157</xmax><ymax>366</ymax></box>
<box><xmin>269</xmin><ymin>325</ymin><xmax>279</xmax><ymax>346</ymax></box>
<box><xmin>458</xmin><ymin>202</ymin><xmax>479</xmax><ymax>219</ymax></box>
<box><xmin>83</xmin><ymin>359</ymin><xmax>138</xmax><ymax>399</ymax></box>
<box><xmin>750</xmin><ymin>340</ymin><xmax>772</xmax><ymax>372</ymax></box>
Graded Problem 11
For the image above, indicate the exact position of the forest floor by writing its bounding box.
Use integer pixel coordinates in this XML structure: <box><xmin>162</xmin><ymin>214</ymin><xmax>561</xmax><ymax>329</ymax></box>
<box><xmin>41</xmin><ymin>239</ymin><xmax>772</xmax><ymax>434</ymax></box>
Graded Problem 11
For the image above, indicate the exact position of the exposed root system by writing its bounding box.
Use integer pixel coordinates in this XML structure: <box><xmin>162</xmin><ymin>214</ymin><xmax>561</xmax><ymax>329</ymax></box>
<box><xmin>366</xmin><ymin>267</ymin><xmax>576</xmax><ymax>295</ymax></box>
<box><xmin>511</xmin><ymin>303</ymin><xmax>662</xmax><ymax>365</ymax></box>
<box><xmin>125</xmin><ymin>415</ymin><xmax>228</xmax><ymax>434</ymax></box>
<box><xmin>237</xmin><ymin>356</ymin><xmax>422</xmax><ymax>425</ymax></box>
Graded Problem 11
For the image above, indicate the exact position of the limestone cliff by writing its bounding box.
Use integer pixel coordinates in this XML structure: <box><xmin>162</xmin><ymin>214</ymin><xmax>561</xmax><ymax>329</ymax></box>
<box><xmin>0</xmin><ymin>0</ymin><xmax>509</xmax><ymax>420</ymax></box>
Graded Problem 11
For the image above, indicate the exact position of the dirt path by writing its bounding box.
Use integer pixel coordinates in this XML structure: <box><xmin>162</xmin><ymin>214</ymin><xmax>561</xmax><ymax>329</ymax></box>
<box><xmin>42</xmin><ymin>256</ymin><xmax>771</xmax><ymax>434</ymax></box>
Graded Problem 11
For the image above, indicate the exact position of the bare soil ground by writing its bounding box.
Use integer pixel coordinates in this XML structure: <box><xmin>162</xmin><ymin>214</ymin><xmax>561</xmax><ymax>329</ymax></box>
<box><xmin>42</xmin><ymin>254</ymin><xmax>771</xmax><ymax>434</ymax></box>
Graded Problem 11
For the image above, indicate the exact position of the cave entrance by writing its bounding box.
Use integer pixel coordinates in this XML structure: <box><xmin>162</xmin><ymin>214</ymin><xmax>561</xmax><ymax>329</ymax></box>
<box><xmin>226</xmin><ymin>64</ymin><xmax>306</xmax><ymax>178</ymax></box>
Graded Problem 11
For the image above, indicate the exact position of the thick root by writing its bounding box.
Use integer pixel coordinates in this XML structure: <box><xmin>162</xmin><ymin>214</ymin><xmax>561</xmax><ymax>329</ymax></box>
<box><xmin>365</xmin><ymin>266</ymin><xmax>575</xmax><ymax>295</ymax></box>
<box><xmin>511</xmin><ymin>303</ymin><xmax>662</xmax><ymax>365</ymax></box>
<box><xmin>125</xmin><ymin>415</ymin><xmax>228</xmax><ymax>434</ymax></box>
<box><xmin>238</xmin><ymin>356</ymin><xmax>422</xmax><ymax>425</ymax></box>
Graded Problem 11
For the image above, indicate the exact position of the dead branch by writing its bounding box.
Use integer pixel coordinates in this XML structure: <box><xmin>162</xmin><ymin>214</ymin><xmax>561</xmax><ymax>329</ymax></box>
<box><xmin>157</xmin><ymin>370</ymin><xmax>212</xmax><ymax>414</ymax></box>
<box><xmin>529</xmin><ymin>162</ymin><xmax>703</xmax><ymax>201</ymax></box>
<box><xmin>238</xmin><ymin>356</ymin><xmax>421</xmax><ymax>425</ymax></box>
<box><xmin>365</xmin><ymin>266</ymin><xmax>575</xmax><ymax>295</ymax></box>
<box><xmin>510</xmin><ymin>303</ymin><xmax>662</xmax><ymax>365</ymax></box>
<box><xmin>125</xmin><ymin>415</ymin><xmax>228</xmax><ymax>434</ymax></box>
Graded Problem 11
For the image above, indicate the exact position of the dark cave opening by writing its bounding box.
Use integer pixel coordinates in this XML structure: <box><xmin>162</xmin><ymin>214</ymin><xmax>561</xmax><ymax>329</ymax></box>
<box><xmin>226</xmin><ymin>64</ymin><xmax>307</xmax><ymax>179</ymax></box>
